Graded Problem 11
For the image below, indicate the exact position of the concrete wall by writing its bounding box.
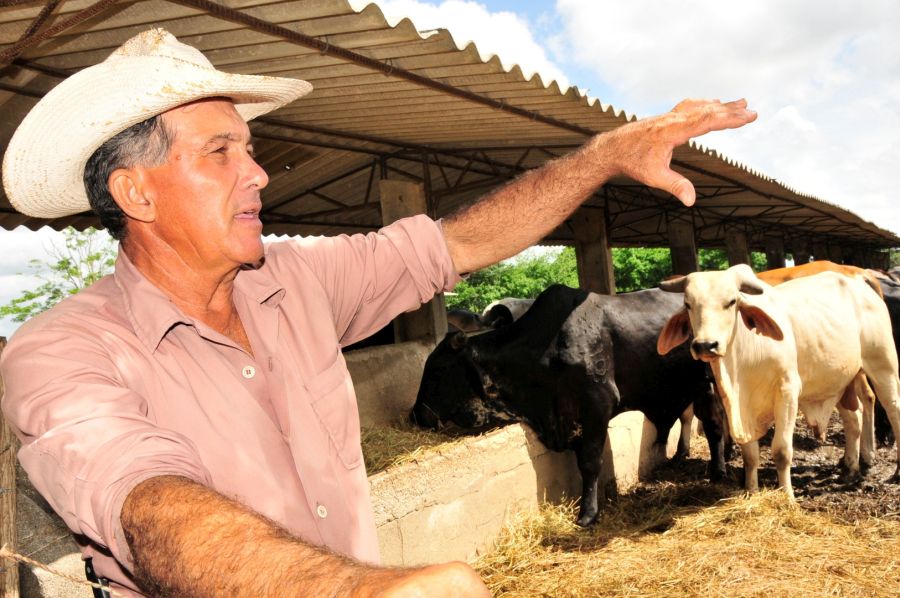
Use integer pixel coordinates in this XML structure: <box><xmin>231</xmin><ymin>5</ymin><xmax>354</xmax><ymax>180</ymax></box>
<box><xmin>371</xmin><ymin>414</ymin><xmax>682</xmax><ymax>566</ymax></box>
<box><xmin>345</xmin><ymin>341</ymin><xmax>433</xmax><ymax>427</ymax></box>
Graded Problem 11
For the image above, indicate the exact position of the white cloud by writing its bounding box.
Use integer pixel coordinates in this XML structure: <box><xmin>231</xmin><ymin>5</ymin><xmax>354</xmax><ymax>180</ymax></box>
<box><xmin>360</xmin><ymin>0</ymin><xmax>571</xmax><ymax>89</ymax></box>
<box><xmin>550</xmin><ymin>0</ymin><xmax>900</xmax><ymax>235</ymax></box>
<box><xmin>0</xmin><ymin>226</ymin><xmax>86</xmax><ymax>339</ymax></box>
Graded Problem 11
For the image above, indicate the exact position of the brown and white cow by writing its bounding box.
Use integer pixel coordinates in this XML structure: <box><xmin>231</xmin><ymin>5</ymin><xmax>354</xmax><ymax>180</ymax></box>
<box><xmin>657</xmin><ymin>264</ymin><xmax>900</xmax><ymax>497</ymax></box>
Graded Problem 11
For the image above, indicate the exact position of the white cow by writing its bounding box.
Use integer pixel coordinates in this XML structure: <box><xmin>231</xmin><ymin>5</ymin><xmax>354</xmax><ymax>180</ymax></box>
<box><xmin>657</xmin><ymin>264</ymin><xmax>900</xmax><ymax>497</ymax></box>
<box><xmin>481</xmin><ymin>298</ymin><xmax>535</xmax><ymax>328</ymax></box>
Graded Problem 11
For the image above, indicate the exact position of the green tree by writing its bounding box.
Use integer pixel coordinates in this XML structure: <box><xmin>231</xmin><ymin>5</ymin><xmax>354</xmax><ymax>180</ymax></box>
<box><xmin>446</xmin><ymin>247</ymin><xmax>579</xmax><ymax>312</ymax></box>
<box><xmin>447</xmin><ymin>245</ymin><xmax>778</xmax><ymax>311</ymax></box>
<box><xmin>0</xmin><ymin>227</ymin><xmax>117</xmax><ymax>323</ymax></box>
<box><xmin>612</xmin><ymin>247</ymin><xmax>672</xmax><ymax>292</ymax></box>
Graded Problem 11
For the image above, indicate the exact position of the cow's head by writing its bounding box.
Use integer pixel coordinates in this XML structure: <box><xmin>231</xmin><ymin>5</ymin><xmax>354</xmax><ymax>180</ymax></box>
<box><xmin>411</xmin><ymin>331</ymin><xmax>517</xmax><ymax>431</ymax></box>
<box><xmin>657</xmin><ymin>264</ymin><xmax>783</xmax><ymax>361</ymax></box>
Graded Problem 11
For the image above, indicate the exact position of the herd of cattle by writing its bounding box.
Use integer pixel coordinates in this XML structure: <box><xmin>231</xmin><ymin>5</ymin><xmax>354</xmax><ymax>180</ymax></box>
<box><xmin>411</xmin><ymin>262</ymin><xmax>900</xmax><ymax>526</ymax></box>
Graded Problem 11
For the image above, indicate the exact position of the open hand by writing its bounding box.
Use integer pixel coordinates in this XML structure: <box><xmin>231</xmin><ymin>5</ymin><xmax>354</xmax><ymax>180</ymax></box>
<box><xmin>605</xmin><ymin>98</ymin><xmax>757</xmax><ymax>206</ymax></box>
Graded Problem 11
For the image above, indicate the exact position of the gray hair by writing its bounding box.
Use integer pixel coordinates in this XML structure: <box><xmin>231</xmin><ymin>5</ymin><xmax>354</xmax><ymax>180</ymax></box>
<box><xmin>83</xmin><ymin>115</ymin><xmax>172</xmax><ymax>241</ymax></box>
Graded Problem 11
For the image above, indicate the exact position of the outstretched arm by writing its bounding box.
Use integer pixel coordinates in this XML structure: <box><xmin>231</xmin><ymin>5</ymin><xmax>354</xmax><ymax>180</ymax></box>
<box><xmin>122</xmin><ymin>476</ymin><xmax>490</xmax><ymax>597</ymax></box>
<box><xmin>443</xmin><ymin>98</ymin><xmax>757</xmax><ymax>273</ymax></box>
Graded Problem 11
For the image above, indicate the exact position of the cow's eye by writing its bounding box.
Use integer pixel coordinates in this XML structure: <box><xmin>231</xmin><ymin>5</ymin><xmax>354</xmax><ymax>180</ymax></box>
<box><xmin>684</xmin><ymin>303</ymin><xmax>691</xmax><ymax>311</ymax></box>
<box><xmin>725</xmin><ymin>298</ymin><xmax>737</xmax><ymax>308</ymax></box>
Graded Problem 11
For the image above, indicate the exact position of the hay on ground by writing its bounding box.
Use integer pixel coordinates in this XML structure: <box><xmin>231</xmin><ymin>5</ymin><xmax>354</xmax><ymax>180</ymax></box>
<box><xmin>474</xmin><ymin>484</ymin><xmax>900</xmax><ymax>597</ymax></box>
<box><xmin>361</xmin><ymin>423</ymin><xmax>464</xmax><ymax>474</ymax></box>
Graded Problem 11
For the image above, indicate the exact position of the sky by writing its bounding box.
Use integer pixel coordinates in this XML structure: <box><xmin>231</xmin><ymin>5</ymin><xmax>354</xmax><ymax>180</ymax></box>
<box><xmin>1</xmin><ymin>0</ymin><xmax>899</xmax><ymax>337</ymax></box>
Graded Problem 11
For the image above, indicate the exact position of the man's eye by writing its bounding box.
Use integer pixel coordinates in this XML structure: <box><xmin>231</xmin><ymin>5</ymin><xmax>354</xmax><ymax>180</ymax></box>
<box><xmin>725</xmin><ymin>298</ymin><xmax>736</xmax><ymax>308</ymax></box>
<box><xmin>684</xmin><ymin>303</ymin><xmax>691</xmax><ymax>311</ymax></box>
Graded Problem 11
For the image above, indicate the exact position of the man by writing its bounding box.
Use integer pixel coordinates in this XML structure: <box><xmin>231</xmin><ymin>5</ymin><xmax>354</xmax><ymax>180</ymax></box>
<box><xmin>0</xmin><ymin>29</ymin><xmax>755</xmax><ymax>597</ymax></box>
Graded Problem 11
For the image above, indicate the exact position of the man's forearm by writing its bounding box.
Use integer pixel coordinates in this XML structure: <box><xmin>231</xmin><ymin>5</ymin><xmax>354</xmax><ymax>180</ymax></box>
<box><xmin>121</xmin><ymin>476</ymin><xmax>491</xmax><ymax>597</ymax></box>
<box><xmin>122</xmin><ymin>475</ymin><xmax>369</xmax><ymax>596</ymax></box>
<box><xmin>443</xmin><ymin>98</ymin><xmax>757</xmax><ymax>274</ymax></box>
<box><xmin>443</xmin><ymin>132</ymin><xmax>615</xmax><ymax>274</ymax></box>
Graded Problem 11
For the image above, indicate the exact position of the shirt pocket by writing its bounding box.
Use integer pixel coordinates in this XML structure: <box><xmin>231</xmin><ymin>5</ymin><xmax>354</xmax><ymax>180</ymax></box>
<box><xmin>306</xmin><ymin>350</ymin><xmax>363</xmax><ymax>469</ymax></box>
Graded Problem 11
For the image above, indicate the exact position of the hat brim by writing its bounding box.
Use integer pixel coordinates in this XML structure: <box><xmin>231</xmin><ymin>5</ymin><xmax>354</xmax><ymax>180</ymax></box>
<box><xmin>2</xmin><ymin>55</ymin><xmax>312</xmax><ymax>219</ymax></box>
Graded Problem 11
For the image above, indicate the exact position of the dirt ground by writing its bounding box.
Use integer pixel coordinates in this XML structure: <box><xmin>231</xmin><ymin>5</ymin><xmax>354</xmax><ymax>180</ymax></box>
<box><xmin>646</xmin><ymin>412</ymin><xmax>900</xmax><ymax>523</ymax></box>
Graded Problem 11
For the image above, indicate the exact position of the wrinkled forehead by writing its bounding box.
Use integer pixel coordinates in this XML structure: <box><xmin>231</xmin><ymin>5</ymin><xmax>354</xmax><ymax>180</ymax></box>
<box><xmin>684</xmin><ymin>271</ymin><xmax>738</xmax><ymax>303</ymax></box>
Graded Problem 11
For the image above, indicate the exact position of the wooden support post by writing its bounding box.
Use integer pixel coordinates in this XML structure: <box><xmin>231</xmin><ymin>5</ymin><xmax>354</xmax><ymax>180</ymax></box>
<box><xmin>764</xmin><ymin>234</ymin><xmax>786</xmax><ymax>270</ymax></box>
<box><xmin>812</xmin><ymin>240</ymin><xmax>829</xmax><ymax>262</ymax></box>
<box><xmin>791</xmin><ymin>238</ymin><xmax>811</xmax><ymax>266</ymax></box>
<box><xmin>0</xmin><ymin>337</ymin><xmax>19</xmax><ymax>598</ymax></box>
<box><xmin>668</xmin><ymin>219</ymin><xmax>698</xmax><ymax>275</ymax></box>
<box><xmin>571</xmin><ymin>209</ymin><xmax>615</xmax><ymax>295</ymax></box>
<box><xmin>827</xmin><ymin>243</ymin><xmax>844</xmax><ymax>264</ymax></box>
<box><xmin>379</xmin><ymin>180</ymin><xmax>447</xmax><ymax>343</ymax></box>
<box><xmin>725</xmin><ymin>228</ymin><xmax>751</xmax><ymax>266</ymax></box>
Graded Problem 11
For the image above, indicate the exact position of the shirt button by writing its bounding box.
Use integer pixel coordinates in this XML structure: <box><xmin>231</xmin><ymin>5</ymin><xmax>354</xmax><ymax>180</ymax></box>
<box><xmin>316</xmin><ymin>504</ymin><xmax>328</xmax><ymax>519</ymax></box>
<box><xmin>242</xmin><ymin>365</ymin><xmax>256</xmax><ymax>379</ymax></box>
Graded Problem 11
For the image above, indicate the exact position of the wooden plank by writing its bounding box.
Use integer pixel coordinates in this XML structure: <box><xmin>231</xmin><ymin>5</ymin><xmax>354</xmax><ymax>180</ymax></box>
<box><xmin>0</xmin><ymin>336</ymin><xmax>19</xmax><ymax>597</ymax></box>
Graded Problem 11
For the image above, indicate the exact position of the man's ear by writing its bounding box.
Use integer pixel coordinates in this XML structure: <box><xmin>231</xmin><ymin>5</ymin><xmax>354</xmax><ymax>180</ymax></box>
<box><xmin>108</xmin><ymin>168</ymin><xmax>156</xmax><ymax>223</ymax></box>
<box><xmin>657</xmin><ymin>307</ymin><xmax>692</xmax><ymax>355</ymax></box>
<box><xmin>738</xmin><ymin>304</ymin><xmax>783</xmax><ymax>340</ymax></box>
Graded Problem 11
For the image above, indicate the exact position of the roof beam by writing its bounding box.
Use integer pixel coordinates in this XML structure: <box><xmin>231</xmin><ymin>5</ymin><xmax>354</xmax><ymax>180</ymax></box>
<box><xmin>0</xmin><ymin>0</ymin><xmax>124</xmax><ymax>68</ymax></box>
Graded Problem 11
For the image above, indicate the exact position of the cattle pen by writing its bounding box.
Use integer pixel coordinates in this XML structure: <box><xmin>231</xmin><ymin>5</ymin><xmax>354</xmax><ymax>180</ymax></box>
<box><xmin>5</xmin><ymin>338</ymin><xmax>900</xmax><ymax>597</ymax></box>
<box><xmin>3</xmin><ymin>1</ymin><xmax>900</xmax><ymax>597</ymax></box>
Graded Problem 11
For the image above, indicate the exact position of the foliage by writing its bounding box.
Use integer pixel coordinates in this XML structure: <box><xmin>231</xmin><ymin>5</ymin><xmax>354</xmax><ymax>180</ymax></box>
<box><xmin>448</xmin><ymin>246</ymin><xmax>775</xmax><ymax>310</ymax></box>
<box><xmin>612</xmin><ymin>248</ymin><xmax>671</xmax><ymax>292</ymax></box>
<box><xmin>0</xmin><ymin>227</ymin><xmax>117</xmax><ymax>323</ymax></box>
<box><xmin>446</xmin><ymin>247</ymin><xmax>579</xmax><ymax>312</ymax></box>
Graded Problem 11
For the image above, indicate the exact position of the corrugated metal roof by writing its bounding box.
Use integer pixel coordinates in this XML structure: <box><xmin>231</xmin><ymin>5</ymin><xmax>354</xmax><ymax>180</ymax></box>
<box><xmin>1</xmin><ymin>0</ymin><xmax>897</xmax><ymax>256</ymax></box>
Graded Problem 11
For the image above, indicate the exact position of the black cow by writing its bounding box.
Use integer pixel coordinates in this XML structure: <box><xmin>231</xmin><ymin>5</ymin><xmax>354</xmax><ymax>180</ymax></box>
<box><xmin>446</xmin><ymin>309</ymin><xmax>488</xmax><ymax>333</ymax></box>
<box><xmin>411</xmin><ymin>284</ymin><xmax>725</xmax><ymax>526</ymax></box>
<box><xmin>875</xmin><ymin>276</ymin><xmax>900</xmax><ymax>445</ymax></box>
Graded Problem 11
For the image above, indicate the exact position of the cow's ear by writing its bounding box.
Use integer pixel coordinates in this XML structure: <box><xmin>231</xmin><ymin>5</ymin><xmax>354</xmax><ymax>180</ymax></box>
<box><xmin>738</xmin><ymin>304</ymin><xmax>783</xmax><ymax>341</ymax></box>
<box><xmin>659</xmin><ymin>275</ymin><xmax>687</xmax><ymax>293</ymax></box>
<box><xmin>657</xmin><ymin>308</ymin><xmax>691</xmax><ymax>355</ymax></box>
<box><xmin>448</xmin><ymin>330</ymin><xmax>469</xmax><ymax>350</ymax></box>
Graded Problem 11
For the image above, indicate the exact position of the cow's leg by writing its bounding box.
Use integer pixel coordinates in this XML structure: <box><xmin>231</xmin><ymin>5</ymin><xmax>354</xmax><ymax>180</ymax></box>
<box><xmin>856</xmin><ymin>374</ymin><xmax>877</xmax><ymax>472</ymax></box>
<box><xmin>574</xmin><ymin>433</ymin><xmax>605</xmax><ymax>527</ymax></box>
<box><xmin>692</xmin><ymin>384</ymin><xmax>727</xmax><ymax>482</ymax></box>
<box><xmin>574</xmin><ymin>389</ymin><xmax>616</xmax><ymax>527</ymax></box>
<box><xmin>863</xmin><ymin>366</ymin><xmax>900</xmax><ymax>481</ymax></box>
<box><xmin>772</xmin><ymin>382</ymin><xmax>798</xmax><ymax>499</ymax></box>
<box><xmin>739</xmin><ymin>440</ymin><xmax>760</xmax><ymax>493</ymax></box>
<box><xmin>837</xmin><ymin>401</ymin><xmax>862</xmax><ymax>482</ymax></box>
<box><xmin>675</xmin><ymin>404</ymin><xmax>694</xmax><ymax>460</ymax></box>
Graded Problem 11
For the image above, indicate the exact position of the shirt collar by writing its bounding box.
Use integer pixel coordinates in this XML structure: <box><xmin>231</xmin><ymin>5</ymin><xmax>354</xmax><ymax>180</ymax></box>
<box><xmin>114</xmin><ymin>249</ymin><xmax>286</xmax><ymax>353</ymax></box>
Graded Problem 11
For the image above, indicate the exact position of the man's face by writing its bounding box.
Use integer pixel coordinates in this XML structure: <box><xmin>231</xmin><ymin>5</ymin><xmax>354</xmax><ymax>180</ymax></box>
<box><xmin>139</xmin><ymin>99</ymin><xmax>269</xmax><ymax>272</ymax></box>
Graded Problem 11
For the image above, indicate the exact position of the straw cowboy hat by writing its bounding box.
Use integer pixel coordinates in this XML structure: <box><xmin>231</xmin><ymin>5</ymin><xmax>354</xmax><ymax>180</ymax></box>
<box><xmin>2</xmin><ymin>28</ymin><xmax>312</xmax><ymax>219</ymax></box>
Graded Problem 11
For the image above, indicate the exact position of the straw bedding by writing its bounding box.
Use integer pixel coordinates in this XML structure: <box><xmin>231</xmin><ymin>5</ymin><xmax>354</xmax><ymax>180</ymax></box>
<box><xmin>474</xmin><ymin>414</ymin><xmax>900</xmax><ymax>597</ymax></box>
<box><xmin>361</xmin><ymin>416</ymin><xmax>899</xmax><ymax>597</ymax></box>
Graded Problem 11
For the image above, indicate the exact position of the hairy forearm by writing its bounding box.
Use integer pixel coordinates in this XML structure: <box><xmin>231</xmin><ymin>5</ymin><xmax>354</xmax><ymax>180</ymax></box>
<box><xmin>121</xmin><ymin>475</ymin><xmax>368</xmax><ymax>597</ymax></box>
<box><xmin>443</xmin><ymin>131</ymin><xmax>617</xmax><ymax>273</ymax></box>
<box><xmin>442</xmin><ymin>98</ymin><xmax>757</xmax><ymax>274</ymax></box>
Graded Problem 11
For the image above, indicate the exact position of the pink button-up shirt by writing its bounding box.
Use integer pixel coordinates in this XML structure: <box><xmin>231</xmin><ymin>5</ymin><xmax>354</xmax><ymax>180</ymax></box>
<box><xmin>0</xmin><ymin>215</ymin><xmax>460</xmax><ymax>596</ymax></box>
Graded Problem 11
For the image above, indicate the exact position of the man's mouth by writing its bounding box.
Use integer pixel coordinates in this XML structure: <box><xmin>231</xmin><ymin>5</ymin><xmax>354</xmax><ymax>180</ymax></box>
<box><xmin>235</xmin><ymin>207</ymin><xmax>261</xmax><ymax>220</ymax></box>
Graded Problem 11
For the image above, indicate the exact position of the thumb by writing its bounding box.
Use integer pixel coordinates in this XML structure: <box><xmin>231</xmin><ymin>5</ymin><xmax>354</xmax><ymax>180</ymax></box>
<box><xmin>658</xmin><ymin>169</ymin><xmax>696</xmax><ymax>206</ymax></box>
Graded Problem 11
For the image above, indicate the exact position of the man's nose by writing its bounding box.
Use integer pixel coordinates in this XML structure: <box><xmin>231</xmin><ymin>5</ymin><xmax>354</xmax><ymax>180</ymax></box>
<box><xmin>244</xmin><ymin>154</ymin><xmax>269</xmax><ymax>189</ymax></box>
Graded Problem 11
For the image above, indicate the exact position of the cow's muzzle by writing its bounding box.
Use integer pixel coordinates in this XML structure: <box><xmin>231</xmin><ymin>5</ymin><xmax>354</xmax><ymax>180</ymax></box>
<box><xmin>410</xmin><ymin>403</ymin><xmax>441</xmax><ymax>429</ymax></box>
<box><xmin>691</xmin><ymin>340</ymin><xmax>721</xmax><ymax>362</ymax></box>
